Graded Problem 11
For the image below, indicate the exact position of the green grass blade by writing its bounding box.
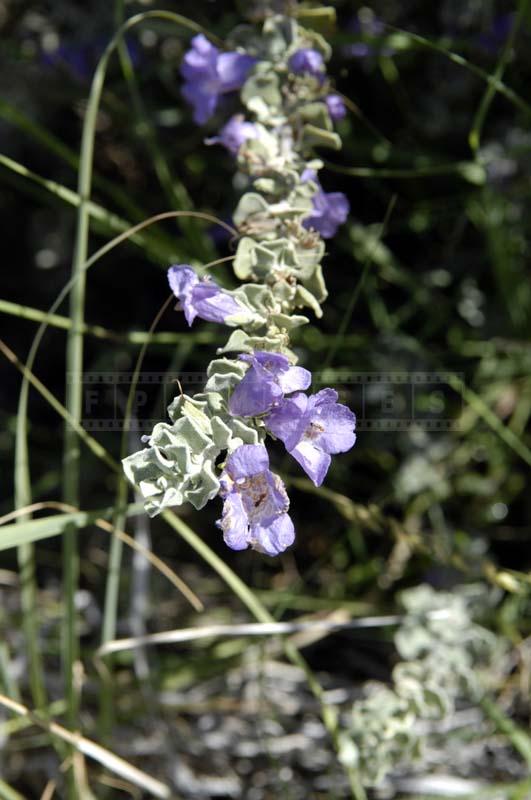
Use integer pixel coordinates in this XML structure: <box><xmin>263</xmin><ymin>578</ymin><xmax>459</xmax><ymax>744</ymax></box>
<box><xmin>381</xmin><ymin>26</ymin><xmax>531</xmax><ymax>119</ymax></box>
<box><xmin>0</xmin><ymin>154</ymin><xmax>178</xmax><ymax>263</ymax></box>
<box><xmin>0</xmin><ymin>779</ymin><xmax>27</xmax><ymax>800</ymax></box>
<box><xmin>115</xmin><ymin>1</ymin><xmax>215</xmax><ymax>262</ymax></box>
<box><xmin>449</xmin><ymin>373</ymin><xmax>531</xmax><ymax>469</ymax></box>
<box><xmin>0</xmin><ymin>297</ymin><xmax>224</xmax><ymax>343</ymax></box>
<box><xmin>469</xmin><ymin>0</ymin><xmax>529</xmax><ymax>152</ymax></box>
<box><xmin>0</xmin><ymin>505</ymin><xmax>143</xmax><ymax>551</ymax></box>
<box><xmin>323</xmin><ymin>197</ymin><xmax>396</xmax><ymax>370</ymax></box>
<box><xmin>325</xmin><ymin>159</ymin><xmax>486</xmax><ymax>183</ymax></box>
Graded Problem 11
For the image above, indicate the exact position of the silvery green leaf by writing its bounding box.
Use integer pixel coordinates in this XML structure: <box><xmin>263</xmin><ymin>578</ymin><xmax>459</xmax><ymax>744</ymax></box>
<box><xmin>210</xmin><ymin>416</ymin><xmax>234</xmax><ymax>449</ymax></box>
<box><xmin>295</xmin><ymin>6</ymin><xmax>337</xmax><ymax>34</ymax></box>
<box><xmin>298</xmin><ymin>101</ymin><xmax>333</xmax><ymax>132</ymax></box>
<box><xmin>222</xmin><ymin>330</ymin><xmax>293</xmax><ymax>357</ymax></box>
<box><xmin>294</xmin><ymin>284</ymin><xmax>324</xmax><ymax>317</ymax></box>
<box><xmin>228</xmin><ymin>418</ymin><xmax>262</xmax><ymax>446</ymax></box>
<box><xmin>301</xmin><ymin>124</ymin><xmax>342</xmax><ymax>152</ymax></box>
<box><xmin>246</xmin><ymin>332</ymin><xmax>291</xmax><ymax>352</ymax></box>
<box><xmin>296</xmin><ymin>26</ymin><xmax>332</xmax><ymax>60</ymax></box>
<box><xmin>233</xmin><ymin>194</ymin><xmax>278</xmax><ymax>238</ymax></box>
<box><xmin>167</xmin><ymin>394</ymin><xmax>208</xmax><ymax>426</ymax></box>
<box><xmin>233</xmin><ymin>238</ymin><xmax>256</xmax><ymax>280</ymax></box>
<box><xmin>269</xmin><ymin>312</ymin><xmax>309</xmax><ymax>329</ymax></box>
<box><xmin>205</xmin><ymin>358</ymin><xmax>247</xmax><ymax>397</ymax></box>
<box><xmin>234</xmin><ymin>238</ymin><xmax>280</xmax><ymax>282</ymax></box>
<box><xmin>241</xmin><ymin>70</ymin><xmax>282</xmax><ymax>115</ymax></box>
<box><xmin>217</xmin><ymin>329</ymin><xmax>254</xmax><ymax>355</ymax></box>
<box><xmin>240</xmin><ymin>132</ymin><xmax>281</xmax><ymax>170</ymax></box>
<box><xmin>253</xmin><ymin>178</ymin><xmax>277</xmax><ymax>194</ymax></box>
<box><xmin>225</xmin><ymin>308</ymin><xmax>265</xmax><ymax>329</ymax></box>
<box><xmin>262</xmin><ymin>14</ymin><xmax>297</xmax><ymax>59</ymax></box>
<box><xmin>233</xmin><ymin>284</ymin><xmax>275</xmax><ymax>320</ymax></box>
<box><xmin>297</xmin><ymin>245</ymin><xmax>327</xmax><ymax>282</ymax></box>
<box><xmin>290</xmin><ymin>178</ymin><xmax>319</xmax><ymax>208</ymax></box>
<box><xmin>244</xmin><ymin>96</ymin><xmax>274</xmax><ymax>123</ymax></box>
<box><xmin>122</xmin><ymin>416</ymin><xmax>221</xmax><ymax>516</ymax></box>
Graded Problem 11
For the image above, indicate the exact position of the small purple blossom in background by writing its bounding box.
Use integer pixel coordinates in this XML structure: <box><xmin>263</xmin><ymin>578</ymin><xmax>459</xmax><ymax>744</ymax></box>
<box><xmin>344</xmin><ymin>10</ymin><xmax>394</xmax><ymax>59</ymax></box>
<box><xmin>217</xmin><ymin>444</ymin><xmax>295</xmax><ymax>556</ymax></box>
<box><xmin>288</xmin><ymin>48</ymin><xmax>325</xmax><ymax>77</ymax></box>
<box><xmin>41</xmin><ymin>36</ymin><xmax>140</xmax><ymax>81</ymax></box>
<box><xmin>478</xmin><ymin>14</ymin><xmax>515</xmax><ymax>53</ymax></box>
<box><xmin>229</xmin><ymin>351</ymin><xmax>311</xmax><ymax>417</ymax></box>
<box><xmin>266</xmin><ymin>388</ymin><xmax>356</xmax><ymax>486</ymax></box>
<box><xmin>205</xmin><ymin>114</ymin><xmax>258</xmax><ymax>155</ymax></box>
<box><xmin>181</xmin><ymin>34</ymin><xmax>256</xmax><ymax>124</ymax></box>
<box><xmin>168</xmin><ymin>265</ymin><xmax>243</xmax><ymax>326</ymax></box>
<box><xmin>325</xmin><ymin>93</ymin><xmax>347</xmax><ymax>121</ymax></box>
<box><xmin>302</xmin><ymin>169</ymin><xmax>350</xmax><ymax>239</ymax></box>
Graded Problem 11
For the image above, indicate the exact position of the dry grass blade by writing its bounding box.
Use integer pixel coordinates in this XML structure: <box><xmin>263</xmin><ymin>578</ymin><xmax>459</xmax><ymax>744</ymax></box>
<box><xmin>0</xmin><ymin>503</ymin><xmax>203</xmax><ymax>612</ymax></box>
<box><xmin>96</xmin><ymin>613</ymin><xmax>405</xmax><ymax>658</ymax></box>
<box><xmin>0</xmin><ymin>693</ymin><xmax>171</xmax><ymax>799</ymax></box>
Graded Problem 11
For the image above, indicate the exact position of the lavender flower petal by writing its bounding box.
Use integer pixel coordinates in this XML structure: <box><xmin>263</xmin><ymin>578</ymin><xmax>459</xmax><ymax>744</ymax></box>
<box><xmin>288</xmin><ymin>48</ymin><xmax>325</xmax><ymax>77</ymax></box>
<box><xmin>250</xmin><ymin>514</ymin><xmax>295</xmax><ymax>557</ymax></box>
<box><xmin>192</xmin><ymin>282</ymin><xmax>243</xmax><ymax>324</ymax></box>
<box><xmin>217</xmin><ymin>52</ymin><xmax>257</xmax><ymax>91</ymax></box>
<box><xmin>181</xmin><ymin>35</ymin><xmax>256</xmax><ymax>124</ymax></box>
<box><xmin>168</xmin><ymin>264</ymin><xmax>244</xmax><ymax>327</ymax></box>
<box><xmin>311</xmin><ymin>389</ymin><xmax>357</xmax><ymax>453</ymax></box>
<box><xmin>290</xmin><ymin>441</ymin><xmax>331</xmax><ymax>487</ymax></box>
<box><xmin>277</xmin><ymin>366</ymin><xmax>312</xmax><ymax>394</ymax></box>
<box><xmin>265</xmin><ymin>389</ymin><xmax>356</xmax><ymax>486</ymax></box>
<box><xmin>326</xmin><ymin>93</ymin><xmax>347</xmax><ymax>121</ymax></box>
<box><xmin>304</xmin><ymin>187</ymin><xmax>350</xmax><ymax>239</ymax></box>
<box><xmin>168</xmin><ymin>265</ymin><xmax>199</xmax><ymax>325</ymax></box>
<box><xmin>224</xmin><ymin>442</ymin><xmax>269</xmax><ymax>478</ymax></box>
<box><xmin>205</xmin><ymin>115</ymin><xmax>259</xmax><ymax>155</ymax></box>
<box><xmin>217</xmin><ymin>444</ymin><xmax>295</xmax><ymax>556</ymax></box>
<box><xmin>219</xmin><ymin>491</ymin><xmax>249</xmax><ymax>550</ymax></box>
<box><xmin>229</xmin><ymin>352</ymin><xmax>311</xmax><ymax>417</ymax></box>
<box><xmin>228</xmin><ymin>358</ymin><xmax>284</xmax><ymax>417</ymax></box>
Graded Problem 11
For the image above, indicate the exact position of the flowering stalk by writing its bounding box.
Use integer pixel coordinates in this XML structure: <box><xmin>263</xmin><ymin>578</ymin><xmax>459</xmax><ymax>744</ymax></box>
<box><xmin>123</xmin><ymin>12</ymin><xmax>356</xmax><ymax>556</ymax></box>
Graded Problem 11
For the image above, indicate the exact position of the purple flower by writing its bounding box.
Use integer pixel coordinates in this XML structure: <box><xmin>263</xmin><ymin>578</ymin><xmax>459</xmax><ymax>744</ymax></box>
<box><xmin>229</xmin><ymin>351</ymin><xmax>311</xmax><ymax>417</ymax></box>
<box><xmin>302</xmin><ymin>169</ymin><xmax>350</xmax><ymax>239</ymax></box>
<box><xmin>217</xmin><ymin>444</ymin><xmax>295</xmax><ymax>556</ymax></box>
<box><xmin>205</xmin><ymin>115</ymin><xmax>258</xmax><ymax>155</ymax></box>
<box><xmin>168</xmin><ymin>265</ymin><xmax>244</xmax><ymax>326</ymax></box>
<box><xmin>181</xmin><ymin>34</ymin><xmax>256</xmax><ymax>124</ymax></box>
<box><xmin>265</xmin><ymin>389</ymin><xmax>356</xmax><ymax>486</ymax></box>
<box><xmin>325</xmin><ymin>94</ymin><xmax>347</xmax><ymax>121</ymax></box>
<box><xmin>288</xmin><ymin>48</ymin><xmax>325</xmax><ymax>78</ymax></box>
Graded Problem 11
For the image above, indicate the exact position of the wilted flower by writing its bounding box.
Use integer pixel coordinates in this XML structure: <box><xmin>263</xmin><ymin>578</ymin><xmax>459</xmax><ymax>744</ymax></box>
<box><xmin>181</xmin><ymin>34</ymin><xmax>256</xmax><ymax>124</ymax></box>
<box><xmin>168</xmin><ymin>265</ymin><xmax>246</xmax><ymax>326</ymax></box>
<box><xmin>217</xmin><ymin>444</ymin><xmax>295</xmax><ymax>556</ymax></box>
<box><xmin>302</xmin><ymin>169</ymin><xmax>350</xmax><ymax>239</ymax></box>
<box><xmin>325</xmin><ymin>93</ymin><xmax>347</xmax><ymax>121</ymax></box>
<box><xmin>265</xmin><ymin>388</ymin><xmax>356</xmax><ymax>486</ymax></box>
<box><xmin>288</xmin><ymin>48</ymin><xmax>325</xmax><ymax>77</ymax></box>
<box><xmin>229</xmin><ymin>351</ymin><xmax>311</xmax><ymax>417</ymax></box>
<box><xmin>205</xmin><ymin>114</ymin><xmax>259</xmax><ymax>155</ymax></box>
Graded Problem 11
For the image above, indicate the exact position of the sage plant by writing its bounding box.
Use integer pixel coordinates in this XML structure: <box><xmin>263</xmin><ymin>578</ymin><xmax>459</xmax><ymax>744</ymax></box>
<box><xmin>123</xmin><ymin>14</ymin><xmax>356</xmax><ymax>556</ymax></box>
